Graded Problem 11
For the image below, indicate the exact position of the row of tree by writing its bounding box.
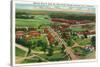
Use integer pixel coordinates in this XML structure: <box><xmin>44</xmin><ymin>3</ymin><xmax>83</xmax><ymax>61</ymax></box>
<box><xmin>49</xmin><ymin>12</ymin><xmax>95</xmax><ymax>21</ymax></box>
<box><xmin>16</xmin><ymin>11</ymin><xmax>95</xmax><ymax>21</ymax></box>
<box><xmin>16</xmin><ymin>12</ymin><xmax>34</xmax><ymax>19</ymax></box>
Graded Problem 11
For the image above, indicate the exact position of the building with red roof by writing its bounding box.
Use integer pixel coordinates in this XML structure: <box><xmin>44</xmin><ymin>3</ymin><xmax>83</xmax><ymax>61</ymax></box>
<box><xmin>16</xmin><ymin>31</ymin><xmax>24</xmax><ymax>39</ymax></box>
<box><xmin>28</xmin><ymin>31</ymin><xmax>40</xmax><ymax>37</ymax></box>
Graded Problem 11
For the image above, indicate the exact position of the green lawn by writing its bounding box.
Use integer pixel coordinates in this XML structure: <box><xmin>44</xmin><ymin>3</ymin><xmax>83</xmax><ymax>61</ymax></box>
<box><xmin>32</xmin><ymin>47</ymin><xmax>43</xmax><ymax>52</ymax></box>
<box><xmin>22</xmin><ymin>56</ymin><xmax>44</xmax><ymax>63</ymax></box>
<box><xmin>16</xmin><ymin>18</ymin><xmax>51</xmax><ymax>28</ymax></box>
<box><xmin>79</xmin><ymin>39</ymin><xmax>91</xmax><ymax>46</ymax></box>
<box><xmin>70</xmin><ymin>27</ymin><xmax>86</xmax><ymax>32</ymax></box>
<box><xmin>16</xmin><ymin>47</ymin><xmax>26</xmax><ymax>57</ymax></box>
<box><xmin>75</xmin><ymin>38</ymin><xmax>91</xmax><ymax>46</ymax></box>
<box><xmin>38</xmin><ymin>53</ymin><xmax>68</xmax><ymax>61</ymax></box>
<box><xmin>22</xmin><ymin>52</ymin><xmax>68</xmax><ymax>63</ymax></box>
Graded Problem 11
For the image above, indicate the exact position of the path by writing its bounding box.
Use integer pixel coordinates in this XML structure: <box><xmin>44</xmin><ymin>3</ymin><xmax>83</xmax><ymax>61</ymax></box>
<box><xmin>72</xmin><ymin>39</ymin><xmax>85</xmax><ymax>48</ymax></box>
<box><xmin>47</xmin><ymin>27</ymin><xmax>78</xmax><ymax>60</ymax></box>
<box><xmin>16</xmin><ymin>44</ymin><xmax>49</xmax><ymax>63</ymax></box>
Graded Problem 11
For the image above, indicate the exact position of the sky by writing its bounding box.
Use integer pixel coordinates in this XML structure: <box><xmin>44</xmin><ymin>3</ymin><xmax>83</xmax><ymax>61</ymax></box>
<box><xmin>16</xmin><ymin>3</ymin><xmax>95</xmax><ymax>13</ymax></box>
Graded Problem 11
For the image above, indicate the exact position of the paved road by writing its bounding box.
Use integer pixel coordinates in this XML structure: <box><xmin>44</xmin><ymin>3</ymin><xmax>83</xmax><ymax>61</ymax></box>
<box><xmin>16</xmin><ymin>44</ymin><xmax>45</xmax><ymax>54</ymax></box>
<box><xmin>48</xmin><ymin>27</ymin><xmax>78</xmax><ymax>60</ymax></box>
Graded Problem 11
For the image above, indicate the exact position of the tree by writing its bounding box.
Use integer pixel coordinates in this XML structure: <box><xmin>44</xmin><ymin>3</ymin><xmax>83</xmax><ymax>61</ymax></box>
<box><xmin>47</xmin><ymin>45</ymin><xmax>54</xmax><ymax>56</ymax></box>
<box><xmin>26</xmin><ymin>38</ymin><xmax>37</xmax><ymax>56</ymax></box>
<box><xmin>91</xmin><ymin>36</ymin><xmax>96</xmax><ymax>47</ymax></box>
<box><xmin>60</xmin><ymin>45</ymin><xmax>65</xmax><ymax>53</ymax></box>
<box><xmin>16</xmin><ymin>37</ymin><xmax>26</xmax><ymax>46</ymax></box>
<box><xmin>66</xmin><ymin>38</ymin><xmax>73</xmax><ymax>46</ymax></box>
<box><xmin>84</xmin><ymin>34</ymin><xmax>87</xmax><ymax>38</ymax></box>
<box><xmin>37</xmin><ymin>40</ymin><xmax>47</xmax><ymax>53</ymax></box>
<box><xmin>54</xmin><ymin>40</ymin><xmax>58</xmax><ymax>46</ymax></box>
<box><xmin>26</xmin><ymin>40</ymin><xmax>32</xmax><ymax>56</ymax></box>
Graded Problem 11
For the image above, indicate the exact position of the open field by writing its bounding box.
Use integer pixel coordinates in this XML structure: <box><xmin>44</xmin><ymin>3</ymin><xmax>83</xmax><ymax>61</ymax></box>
<box><xmin>16</xmin><ymin>47</ymin><xmax>26</xmax><ymax>57</ymax></box>
<box><xmin>16</xmin><ymin>18</ymin><xmax>51</xmax><ymax>28</ymax></box>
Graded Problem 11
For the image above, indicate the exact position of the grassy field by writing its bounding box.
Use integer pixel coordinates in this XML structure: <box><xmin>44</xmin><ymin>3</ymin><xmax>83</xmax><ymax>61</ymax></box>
<box><xmin>75</xmin><ymin>38</ymin><xmax>91</xmax><ymax>46</ymax></box>
<box><xmin>70</xmin><ymin>27</ymin><xmax>86</xmax><ymax>32</ymax></box>
<box><xmin>38</xmin><ymin>53</ymin><xmax>68</xmax><ymax>61</ymax></box>
<box><xmin>22</xmin><ymin>53</ymin><xmax>68</xmax><ymax>64</ymax></box>
<box><xmin>16</xmin><ymin>47</ymin><xmax>26</xmax><ymax>57</ymax></box>
<box><xmin>22</xmin><ymin>56</ymin><xmax>44</xmax><ymax>63</ymax></box>
<box><xmin>16</xmin><ymin>18</ymin><xmax>51</xmax><ymax>28</ymax></box>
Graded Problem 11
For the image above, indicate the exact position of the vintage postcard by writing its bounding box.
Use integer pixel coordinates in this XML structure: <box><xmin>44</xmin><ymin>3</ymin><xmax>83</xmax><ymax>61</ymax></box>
<box><xmin>11</xmin><ymin>0</ymin><xmax>96</xmax><ymax>66</ymax></box>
